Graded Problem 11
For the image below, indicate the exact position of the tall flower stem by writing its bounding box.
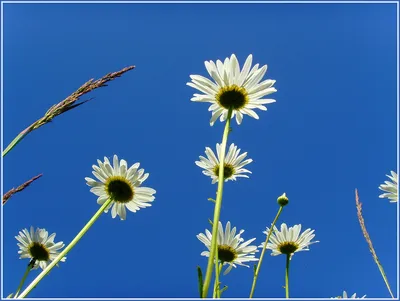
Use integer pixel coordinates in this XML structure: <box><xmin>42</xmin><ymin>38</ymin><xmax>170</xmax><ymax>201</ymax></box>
<box><xmin>249</xmin><ymin>206</ymin><xmax>283</xmax><ymax>298</ymax></box>
<box><xmin>17</xmin><ymin>198</ymin><xmax>113</xmax><ymax>298</ymax></box>
<box><xmin>285</xmin><ymin>254</ymin><xmax>290</xmax><ymax>298</ymax></box>
<box><xmin>213</xmin><ymin>242</ymin><xmax>220</xmax><ymax>298</ymax></box>
<box><xmin>212</xmin><ymin>276</ymin><xmax>218</xmax><ymax>298</ymax></box>
<box><xmin>202</xmin><ymin>107</ymin><xmax>233</xmax><ymax>298</ymax></box>
<box><xmin>213</xmin><ymin>262</ymin><xmax>222</xmax><ymax>298</ymax></box>
<box><xmin>14</xmin><ymin>260</ymin><xmax>35</xmax><ymax>298</ymax></box>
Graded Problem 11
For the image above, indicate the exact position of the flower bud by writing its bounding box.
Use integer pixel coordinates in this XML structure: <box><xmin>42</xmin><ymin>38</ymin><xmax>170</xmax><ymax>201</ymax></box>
<box><xmin>277</xmin><ymin>193</ymin><xmax>289</xmax><ymax>207</ymax></box>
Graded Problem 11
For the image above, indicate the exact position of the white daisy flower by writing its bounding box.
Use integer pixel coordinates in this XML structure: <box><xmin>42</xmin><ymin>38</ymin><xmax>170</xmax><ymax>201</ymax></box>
<box><xmin>195</xmin><ymin>143</ymin><xmax>252</xmax><ymax>184</ymax></box>
<box><xmin>15</xmin><ymin>227</ymin><xmax>66</xmax><ymax>270</ymax></box>
<box><xmin>260</xmin><ymin>223</ymin><xmax>318</xmax><ymax>257</ymax></box>
<box><xmin>197</xmin><ymin>221</ymin><xmax>258</xmax><ymax>275</ymax></box>
<box><xmin>379</xmin><ymin>171</ymin><xmax>398</xmax><ymax>203</ymax></box>
<box><xmin>85</xmin><ymin>155</ymin><xmax>156</xmax><ymax>220</ymax></box>
<box><xmin>187</xmin><ymin>54</ymin><xmax>277</xmax><ymax>125</ymax></box>
<box><xmin>331</xmin><ymin>290</ymin><xmax>366</xmax><ymax>299</ymax></box>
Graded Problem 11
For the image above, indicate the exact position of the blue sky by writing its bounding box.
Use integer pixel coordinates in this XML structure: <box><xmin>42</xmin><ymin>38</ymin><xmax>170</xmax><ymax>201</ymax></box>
<box><xmin>1</xmin><ymin>2</ymin><xmax>398</xmax><ymax>298</ymax></box>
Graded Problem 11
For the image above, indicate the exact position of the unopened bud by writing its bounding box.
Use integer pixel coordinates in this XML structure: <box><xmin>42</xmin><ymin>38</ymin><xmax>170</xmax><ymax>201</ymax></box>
<box><xmin>277</xmin><ymin>193</ymin><xmax>289</xmax><ymax>207</ymax></box>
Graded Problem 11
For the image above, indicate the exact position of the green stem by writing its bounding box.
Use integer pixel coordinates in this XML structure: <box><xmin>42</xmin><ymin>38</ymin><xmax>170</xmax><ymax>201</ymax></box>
<box><xmin>2</xmin><ymin>130</ymin><xmax>30</xmax><ymax>157</ymax></box>
<box><xmin>212</xmin><ymin>277</ymin><xmax>217</xmax><ymax>298</ymax></box>
<box><xmin>213</xmin><ymin>262</ymin><xmax>222</xmax><ymax>299</ymax></box>
<box><xmin>14</xmin><ymin>260</ymin><xmax>35</xmax><ymax>298</ymax></box>
<box><xmin>2</xmin><ymin>118</ymin><xmax>39</xmax><ymax>157</ymax></box>
<box><xmin>213</xmin><ymin>241</ymin><xmax>220</xmax><ymax>298</ymax></box>
<box><xmin>249</xmin><ymin>206</ymin><xmax>283</xmax><ymax>298</ymax></box>
<box><xmin>216</xmin><ymin>262</ymin><xmax>222</xmax><ymax>298</ymax></box>
<box><xmin>16</xmin><ymin>198</ymin><xmax>113</xmax><ymax>298</ymax></box>
<box><xmin>202</xmin><ymin>107</ymin><xmax>233</xmax><ymax>298</ymax></box>
<box><xmin>285</xmin><ymin>254</ymin><xmax>290</xmax><ymax>299</ymax></box>
<box><xmin>376</xmin><ymin>260</ymin><xmax>394</xmax><ymax>298</ymax></box>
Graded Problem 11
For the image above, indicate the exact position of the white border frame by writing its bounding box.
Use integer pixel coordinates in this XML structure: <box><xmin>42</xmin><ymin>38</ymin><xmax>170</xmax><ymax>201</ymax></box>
<box><xmin>0</xmin><ymin>1</ymin><xmax>398</xmax><ymax>300</ymax></box>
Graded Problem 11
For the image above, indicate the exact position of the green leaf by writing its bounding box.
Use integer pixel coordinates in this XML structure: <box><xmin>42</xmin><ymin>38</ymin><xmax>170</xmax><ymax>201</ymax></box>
<box><xmin>220</xmin><ymin>285</ymin><xmax>228</xmax><ymax>296</ymax></box>
<box><xmin>6</xmin><ymin>293</ymin><xmax>14</xmax><ymax>298</ymax></box>
<box><xmin>208</xmin><ymin>198</ymin><xmax>216</xmax><ymax>203</ymax></box>
<box><xmin>197</xmin><ymin>266</ymin><xmax>204</xmax><ymax>298</ymax></box>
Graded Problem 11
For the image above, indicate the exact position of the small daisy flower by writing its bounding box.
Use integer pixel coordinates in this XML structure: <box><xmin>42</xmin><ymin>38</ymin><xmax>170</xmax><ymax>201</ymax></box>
<box><xmin>15</xmin><ymin>227</ymin><xmax>66</xmax><ymax>270</ymax></box>
<box><xmin>379</xmin><ymin>171</ymin><xmax>398</xmax><ymax>203</ymax></box>
<box><xmin>260</xmin><ymin>223</ymin><xmax>318</xmax><ymax>258</ymax></box>
<box><xmin>331</xmin><ymin>291</ymin><xmax>366</xmax><ymax>299</ymax></box>
<box><xmin>85</xmin><ymin>155</ymin><xmax>156</xmax><ymax>220</ymax></box>
<box><xmin>195</xmin><ymin>143</ymin><xmax>252</xmax><ymax>184</ymax></box>
<box><xmin>187</xmin><ymin>54</ymin><xmax>277</xmax><ymax>125</ymax></box>
<box><xmin>197</xmin><ymin>221</ymin><xmax>258</xmax><ymax>275</ymax></box>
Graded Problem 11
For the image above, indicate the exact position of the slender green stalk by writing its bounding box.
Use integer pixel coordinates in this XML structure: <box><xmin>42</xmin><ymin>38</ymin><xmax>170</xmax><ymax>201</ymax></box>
<box><xmin>285</xmin><ymin>254</ymin><xmax>290</xmax><ymax>298</ymax></box>
<box><xmin>213</xmin><ymin>241</ymin><xmax>220</xmax><ymax>298</ymax></box>
<box><xmin>216</xmin><ymin>263</ymin><xmax>222</xmax><ymax>298</ymax></box>
<box><xmin>17</xmin><ymin>198</ymin><xmax>113</xmax><ymax>298</ymax></box>
<box><xmin>14</xmin><ymin>260</ymin><xmax>35</xmax><ymax>298</ymax></box>
<box><xmin>212</xmin><ymin>277</ymin><xmax>218</xmax><ymax>298</ymax></box>
<box><xmin>213</xmin><ymin>261</ymin><xmax>222</xmax><ymax>299</ymax></box>
<box><xmin>202</xmin><ymin>107</ymin><xmax>233</xmax><ymax>298</ymax></box>
<box><xmin>2</xmin><ymin>130</ymin><xmax>30</xmax><ymax>157</ymax></box>
<box><xmin>249</xmin><ymin>206</ymin><xmax>283</xmax><ymax>298</ymax></box>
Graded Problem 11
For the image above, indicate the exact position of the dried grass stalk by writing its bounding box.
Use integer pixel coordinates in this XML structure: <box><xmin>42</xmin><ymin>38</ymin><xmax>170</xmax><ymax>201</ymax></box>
<box><xmin>3</xmin><ymin>66</ymin><xmax>135</xmax><ymax>157</ymax></box>
<box><xmin>3</xmin><ymin>174</ymin><xmax>43</xmax><ymax>205</ymax></box>
<box><xmin>355</xmin><ymin>189</ymin><xmax>394</xmax><ymax>298</ymax></box>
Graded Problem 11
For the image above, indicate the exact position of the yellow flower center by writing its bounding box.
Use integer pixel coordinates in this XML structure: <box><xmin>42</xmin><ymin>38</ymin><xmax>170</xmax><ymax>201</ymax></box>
<box><xmin>29</xmin><ymin>242</ymin><xmax>50</xmax><ymax>261</ymax></box>
<box><xmin>106</xmin><ymin>176</ymin><xmax>135</xmax><ymax>203</ymax></box>
<box><xmin>218</xmin><ymin>244</ymin><xmax>237</xmax><ymax>263</ymax></box>
<box><xmin>216</xmin><ymin>84</ymin><xmax>249</xmax><ymax>110</ymax></box>
<box><xmin>213</xmin><ymin>164</ymin><xmax>235</xmax><ymax>179</ymax></box>
<box><xmin>278</xmin><ymin>242</ymin><xmax>299</xmax><ymax>255</ymax></box>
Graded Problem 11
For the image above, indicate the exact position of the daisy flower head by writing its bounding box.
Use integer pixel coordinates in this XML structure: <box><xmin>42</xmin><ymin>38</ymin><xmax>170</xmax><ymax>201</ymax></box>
<box><xmin>15</xmin><ymin>227</ymin><xmax>66</xmax><ymax>270</ymax></box>
<box><xmin>197</xmin><ymin>221</ymin><xmax>258</xmax><ymax>275</ymax></box>
<box><xmin>260</xmin><ymin>223</ymin><xmax>318</xmax><ymax>258</ymax></box>
<box><xmin>379</xmin><ymin>171</ymin><xmax>398</xmax><ymax>203</ymax></box>
<box><xmin>187</xmin><ymin>54</ymin><xmax>277</xmax><ymax>125</ymax></box>
<box><xmin>195</xmin><ymin>143</ymin><xmax>252</xmax><ymax>184</ymax></box>
<box><xmin>85</xmin><ymin>155</ymin><xmax>156</xmax><ymax>220</ymax></box>
<box><xmin>331</xmin><ymin>291</ymin><xmax>366</xmax><ymax>299</ymax></box>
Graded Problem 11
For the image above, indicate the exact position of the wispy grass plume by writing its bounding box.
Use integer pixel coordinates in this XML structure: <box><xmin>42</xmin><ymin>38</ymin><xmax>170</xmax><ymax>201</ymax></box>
<box><xmin>355</xmin><ymin>189</ymin><xmax>394</xmax><ymax>298</ymax></box>
<box><xmin>2</xmin><ymin>66</ymin><xmax>135</xmax><ymax>157</ymax></box>
<box><xmin>3</xmin><ymin>174</ymin><xmax>43</xmax><ymax>205</ymax></box>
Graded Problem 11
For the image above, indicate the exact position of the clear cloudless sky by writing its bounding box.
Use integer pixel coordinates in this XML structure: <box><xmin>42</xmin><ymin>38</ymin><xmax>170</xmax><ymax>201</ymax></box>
<box><xmin>1</xmin><ymin>2</ymin><xmax>398</xmax><ymax>299</ymax></box>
